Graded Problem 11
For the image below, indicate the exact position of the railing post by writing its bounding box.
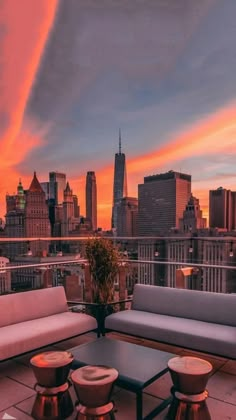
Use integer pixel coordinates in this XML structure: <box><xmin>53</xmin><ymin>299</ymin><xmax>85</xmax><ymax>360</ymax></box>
<box><xmin>119</xmin><ymin>263</ymin><xmax>127</xmax><ymax>311</ymax></box>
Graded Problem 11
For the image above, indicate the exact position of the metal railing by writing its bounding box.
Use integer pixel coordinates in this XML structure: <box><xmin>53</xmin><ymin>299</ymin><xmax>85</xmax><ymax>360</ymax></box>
<box><xmin>1</xmin><ymin>236</ymin><xmax>236</xmax><ymax>295</ymax></box>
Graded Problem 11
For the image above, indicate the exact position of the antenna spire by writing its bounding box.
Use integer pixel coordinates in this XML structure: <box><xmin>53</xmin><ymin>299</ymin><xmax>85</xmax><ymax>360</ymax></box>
<box><xmin>119</xmin><ymin>128</ymin><xmax>121</xmax><ymax>154</ymax></box>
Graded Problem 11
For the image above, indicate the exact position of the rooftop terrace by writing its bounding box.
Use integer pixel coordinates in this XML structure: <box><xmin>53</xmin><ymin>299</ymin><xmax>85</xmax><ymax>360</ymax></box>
<box><xmin>1</xmin><ymin>331</ymin><xmax>236</xmax><ymax>419</ymax></box>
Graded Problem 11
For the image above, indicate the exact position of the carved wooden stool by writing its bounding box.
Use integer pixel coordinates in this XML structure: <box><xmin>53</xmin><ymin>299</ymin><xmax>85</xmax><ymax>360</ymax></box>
<box><xmin>71</xmin><ymin>365</ymin><xmax>118</xmax><ymax>419</ymax></box>
<box><xmin>30</xmin><ymin>351</ymin><xmax>74</xmax><ymax>420</ymax></box>
<box><xmin>167</xmin><ymin>356</ymin><xmax>213</xmax><ymax>419</ymax></box>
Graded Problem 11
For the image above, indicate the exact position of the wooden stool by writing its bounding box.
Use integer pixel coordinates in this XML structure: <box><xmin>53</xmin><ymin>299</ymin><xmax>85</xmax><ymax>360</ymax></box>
<box><xmin>30</xmin><ymin>351</ymin><xmax>74</xmax><ymax>420</ymax></box>
<box><xmin>167</xmin><ymin>356</ymin><xmax>212</xmax><ymax>419</ymax></box>
<box><xmin>71</xmin><ymin>365</ymin><xmax>118</xmax><ymax>419</ymax></box>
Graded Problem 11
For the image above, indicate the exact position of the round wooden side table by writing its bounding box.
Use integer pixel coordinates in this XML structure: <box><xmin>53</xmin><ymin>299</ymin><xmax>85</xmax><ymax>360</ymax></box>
<box><xmin>167</xmin><ymin>356</ymin><xmax>213</xmax><ymax>419</ymax></box>
<box><xmin>30</xmin><ymin>351</ymin><xmax>74</xmax><ymax>420</ymax></box>
<box><xmin>71</xmin><ymin>365</ymin><xmax>118</xmax><ymax>419</ymax></box>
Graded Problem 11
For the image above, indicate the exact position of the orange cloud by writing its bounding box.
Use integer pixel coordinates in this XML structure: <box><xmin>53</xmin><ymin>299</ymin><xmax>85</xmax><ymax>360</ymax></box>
<box><xmin>128</xmin><ymin>103</ymin><xmax>236</xmax><ymax>175</ymax></box>
<box><xmin>0</xmin><ymin>0</ymin><xmax>58</xmax><ymax>157</ymax></box>
<box><xmin>0</xmin><ymin>0</ymin><xmax>58</xmax><ymax>214</ymax></box>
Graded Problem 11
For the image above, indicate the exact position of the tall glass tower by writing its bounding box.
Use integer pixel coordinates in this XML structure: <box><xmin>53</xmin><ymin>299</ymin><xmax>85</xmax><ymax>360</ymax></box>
<box><xmin>112</xmin><ymin>130</ymin><xmax>128</xmax><ymax>231</ymax></box>
<box><xmin>86</xmin><ymin>171</ymin><xmax>97</xmax><ymax>231</ymax></box>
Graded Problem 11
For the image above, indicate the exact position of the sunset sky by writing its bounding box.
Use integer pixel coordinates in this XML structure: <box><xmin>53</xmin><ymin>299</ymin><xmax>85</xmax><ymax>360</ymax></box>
<box><xmin>1</xmin><ymin>0</ymin><xmax>236</xmax><ymax>229</ymax></box>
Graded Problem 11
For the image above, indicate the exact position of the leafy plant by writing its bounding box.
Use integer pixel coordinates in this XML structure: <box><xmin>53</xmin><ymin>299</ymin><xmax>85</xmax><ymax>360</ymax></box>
<box><xmin>85</xmin><ymin>237</ymin><xmax>120</xmax><ymax>304</ymax></box>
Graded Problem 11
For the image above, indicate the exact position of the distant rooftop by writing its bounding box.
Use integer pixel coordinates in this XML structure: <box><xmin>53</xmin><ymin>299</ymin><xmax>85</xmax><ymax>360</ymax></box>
<box><xmin>144</xmin><ymin>170</ymin><xmax>191</xmax><ymax>183</ymax></box>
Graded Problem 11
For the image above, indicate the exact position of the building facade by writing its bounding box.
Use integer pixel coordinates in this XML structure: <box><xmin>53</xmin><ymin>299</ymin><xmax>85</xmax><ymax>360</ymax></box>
<box><xmin>49</xmin><ymin>172</ymin><xmax>66</xmax><ymax>205</ymax></box>
<box><xmin>179</xmin><ymin>194</ymin><xmax>207</xmax><ymax>233</ymax></box>
<box><xmin>209</xmin><ymin>187</ymin><xmax>236</xmax><ymax>230</ymax></box>
<box><xmin>200</xmin><ymin>238</ymin><xmax>236</xmax><ymax>293</ymax></box>
<box><xmin>5</xmin><ymin>180</ymin><xmax>27</xmax><ymax>258</ymax></box>
<box><xmin>138</xmin><ymin>171</ymin><xmax>191</xmax><ymax>236</ymax></box>
<box><xmin>0</xmin><ymin>256</ymin><xmax>11</xmax><ymax>295</ymax></box>
<box><xmin>112</xmin><ymin>130</ymin><xmax>128</xmax><ymax>231</ymax></box>
<box><xmin>86</xmin><ymin>171</ymin><xmax>97</xmax><ymax>231</ymax></box>
<box><xmin>25</xmin><ymin>172</ymin><xmax>51</xmax><ymax>256</ymax></box>
<box><xmin>117</xmin><ymin>197</ymin><xmax>138</xmax><ymax>237</ymax></box>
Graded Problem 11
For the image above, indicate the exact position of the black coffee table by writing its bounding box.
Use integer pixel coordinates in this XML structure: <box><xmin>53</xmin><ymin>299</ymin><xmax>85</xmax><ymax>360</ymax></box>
<box><xmin>70</xmin><ymin>337</ymin><xmax>174</xmax><ymax>420</ymax></box>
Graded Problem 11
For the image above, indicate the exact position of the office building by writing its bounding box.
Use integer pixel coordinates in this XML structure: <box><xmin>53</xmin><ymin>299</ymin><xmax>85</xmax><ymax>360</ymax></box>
<box><xmin>25</xmin><ymin>172</ymin><xmax>51</xmax><ymax>256</ymax></box>
<box><xmin>62</xmin><ymin>182</ymin><xmax>81</xmax><ymax>237</ymax></box>
<box><xmin>209</xmin><ymin>187</ymin><xmax>236</xmax><ymax>231</ymax></box>
<box><xmin>73</xmin><ymin>195</ymin><xmax>80</xmax><ymax>218</ymax></box>
<box><xmin>117</xmin><ymin>197</ymin><xmax>138</xmax><ymax>237</ymax></box>
<box><xmin>179</xmin><ymin>194</ymin><xmax>207</xmax><ymax>233</ymax></box>
<box><xmin>40</xmin><ymin>182</ymin><xmax>50</xmax><ymax>201</ymax></box>
<box><xmin>138</xmin><ymin>170</ymin><xmax>191</xmax><ymax>236</ymax></box>
<box><xmin>49</xmin><ymin>172</ymin><xmax>66</xmax><ymax>205</ymax></box>
<box><xmin>5</xmin><ymin>180</ymin><xmax>26</xmax><ymax>258</ymax></box>
<box><xmin>112</xmin><ymin>130</ymin><xmax>128</xmax><ymax>231</ymax></box>
<box><xmin>6</xmin><ymin>179</ymin><xmax>25</xmax><ymax>213</ymax></box>
<box><xmin>62</xmin><ymin>182</ymin><xmax>74</xmax><ymax>236</ymax></box>
<box><xmin>86</xmin><ymin>171</ymin><xmax>97</xmax><ymax>231</ymax></box>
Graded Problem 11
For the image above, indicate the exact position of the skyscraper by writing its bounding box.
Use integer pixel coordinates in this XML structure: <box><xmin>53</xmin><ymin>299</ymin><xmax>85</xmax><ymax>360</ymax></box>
<box><xmin>138</xmin><ymin>170</ymin><xmax>191</xmax><ymax>236</ymax></box>
<box><xmin>49</xmin><ymin>172</ymin><xmax>66</xmax><ymax>205</ymax></box>
<box><xmin>112</xmin><ymin>130</ymin><xmax>128</xmax><ymax>231</ymax></box>
<box><xmin>86</xmin><ymin>171</ymin><xmax>97</xmax><ymax>231</ymax></box>
<box><xmin>209</xmin><ymin>187</ymin><xmax>232</xmax><ymax>230</ymax></box>
<box><xmin>62</xmin><ymin>182</ymin><xmax>74</xmax><ymax>236</ymax></box>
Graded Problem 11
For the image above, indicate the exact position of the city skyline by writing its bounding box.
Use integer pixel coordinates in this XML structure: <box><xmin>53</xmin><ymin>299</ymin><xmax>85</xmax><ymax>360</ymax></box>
<box><xmin>1</xmin><ymin>1</ymin><xmax>236</xmax><ymax>229</ymax></box>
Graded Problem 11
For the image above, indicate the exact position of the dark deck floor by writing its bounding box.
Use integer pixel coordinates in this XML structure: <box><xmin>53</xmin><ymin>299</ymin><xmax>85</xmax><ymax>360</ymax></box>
<box><xmin>0</xmin><ymin>332</ymin><xmax>236</xmax><ymax>419</ymax></box>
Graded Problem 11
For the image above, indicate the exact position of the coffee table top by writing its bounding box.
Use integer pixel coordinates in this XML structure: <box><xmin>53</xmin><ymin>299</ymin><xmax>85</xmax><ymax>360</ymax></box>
<box><xmin>70</xmin><ymin>337</ymin><xmax>175</xmax><ymax>390</ymax></box>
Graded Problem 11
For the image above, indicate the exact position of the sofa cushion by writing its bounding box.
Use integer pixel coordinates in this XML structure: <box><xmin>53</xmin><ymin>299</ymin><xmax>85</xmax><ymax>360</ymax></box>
<box><xmin>105</xmin><ymin>310</ymin><xmax>236</xmax><ymax>358</ymax></box>
<box><xmin>132</xmin><ymin>284</ymin><xmax>236</xmax><ymax>327</ymax></box>
<box><xmin>0</xmin><ymin>312</ymin><xmax>97</xmax><ymax>360</ymax></box>
<box><xmin>0</xmin><ymin>287</ymin><xmax>68</xmax><ymax>327</ymax></box>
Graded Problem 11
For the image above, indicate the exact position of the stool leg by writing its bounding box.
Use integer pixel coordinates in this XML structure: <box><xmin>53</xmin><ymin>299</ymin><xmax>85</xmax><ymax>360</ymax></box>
<box><xmin>136</xmin><ymin>391</ymin><xmax>143</xmax><ymax>420</ymax></box>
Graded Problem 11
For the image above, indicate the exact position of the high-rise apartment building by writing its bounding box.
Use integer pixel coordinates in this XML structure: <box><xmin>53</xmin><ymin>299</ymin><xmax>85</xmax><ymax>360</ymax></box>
<box><xmin>49</xmin><ymin>172</ymin><xmax>66</xmax><ymax>205</ymax></box>
<box><xmin>138</xmin><ymin>170</ymin><xmax>191</xmax><ymax>236</ymax></box>
<box><xmin>112</xmin><ymin>130</ymin><xmax>128</xmax><ymax>231</ymax></box>
<box><xmin>209</xmin><ymin>187</ymin><xmax>236</xmax><ymax>230</ymax></box>
<box><xmin>117</xmin><ymin>197</ymin><xmax>138</xmax><ymax>237</ymax></box>
<box><xmin>86</xmin><ymin>171</ymin><xmax>97</xmax><ymax>231</ymax></box>
<box><xmin>25</xmin><ymin>172</ymin><xmax>51</xmax><ymax>255</ymax></box>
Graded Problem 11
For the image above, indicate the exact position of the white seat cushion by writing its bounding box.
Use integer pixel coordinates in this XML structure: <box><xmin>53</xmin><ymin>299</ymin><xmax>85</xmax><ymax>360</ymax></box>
<box><xmin>0</xmin><ymin>312</ymin><xmax>97</xmax><ymax>360</ymax></box>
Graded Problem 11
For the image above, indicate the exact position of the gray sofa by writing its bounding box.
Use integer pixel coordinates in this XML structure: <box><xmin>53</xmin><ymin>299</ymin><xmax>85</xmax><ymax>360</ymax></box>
<box><xmin>105</xmin><ymin>284</ymin><xmax>236</xmax><ymax>358</ymax></box>
<box><xmin>0</xmin><ymin>286</ymin><xmax>97</xmax><ymax>361</ymax></box>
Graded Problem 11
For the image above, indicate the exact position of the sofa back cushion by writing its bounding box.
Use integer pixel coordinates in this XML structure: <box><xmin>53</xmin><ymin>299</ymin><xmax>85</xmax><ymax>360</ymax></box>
<box><xmin>0</xmin><ymin>286</ymin><xmax>68</xmax><ymax>327</ymax></box>
<box><xmin>132</xmin><ymin>284</ymin><xmax>236</xmax><ymax>326</ymax></box>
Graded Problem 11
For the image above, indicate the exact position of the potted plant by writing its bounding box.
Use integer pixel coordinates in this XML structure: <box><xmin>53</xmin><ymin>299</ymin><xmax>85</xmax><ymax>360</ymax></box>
<box><xmin>85</xmin><ymin>237</ymin><xmax>120</xmax><ymax>304</ymax></box>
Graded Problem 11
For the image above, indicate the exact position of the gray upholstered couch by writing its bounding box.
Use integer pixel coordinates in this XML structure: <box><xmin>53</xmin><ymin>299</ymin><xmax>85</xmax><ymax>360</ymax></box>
<box><xmin>105</xmin><ymin>284</ymin><xmax>236</xmax><ymax>358</ymax></box>
<box><xmin>0</xmin><ymin>286</ymin><xmax>97</xmax><ymax>361</ymax></box>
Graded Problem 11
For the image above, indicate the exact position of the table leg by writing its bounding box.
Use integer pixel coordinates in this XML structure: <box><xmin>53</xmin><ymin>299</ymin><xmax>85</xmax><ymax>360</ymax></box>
<box><xmin>136</xmin><ymin>390</ymin><xmax>143</xmax><ymax>420</ymax></box>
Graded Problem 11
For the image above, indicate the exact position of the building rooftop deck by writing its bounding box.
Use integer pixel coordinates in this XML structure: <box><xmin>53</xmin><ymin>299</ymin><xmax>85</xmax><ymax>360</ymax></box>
<box><xmin>0</xmin><ymin>332</ymin><xmax>236</xmax><ymax>419</ymax></box>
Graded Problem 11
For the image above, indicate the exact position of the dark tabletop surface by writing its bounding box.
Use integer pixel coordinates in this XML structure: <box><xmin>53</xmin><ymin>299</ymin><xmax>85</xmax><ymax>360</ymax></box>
<box><xmin>70</xmin><ymin>337</ymin><xmax>175</xmax><ymax>390</ymax></box>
